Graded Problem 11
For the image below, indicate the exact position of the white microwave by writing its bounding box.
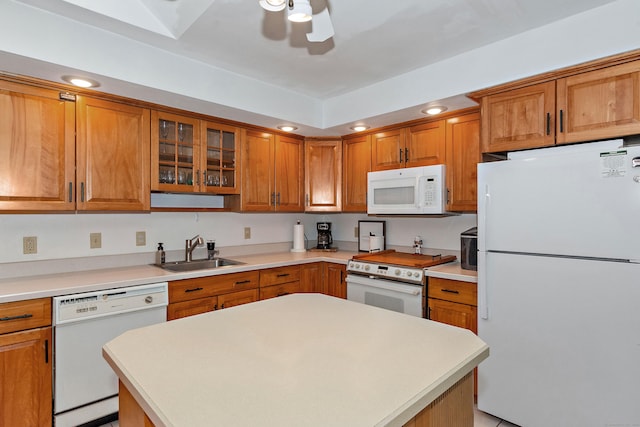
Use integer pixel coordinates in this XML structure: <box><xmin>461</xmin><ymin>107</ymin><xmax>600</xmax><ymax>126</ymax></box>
<box><xmin>367</xmin><ymin>165</ymin><xmax>447</xmax><ymax>214</ymax></box>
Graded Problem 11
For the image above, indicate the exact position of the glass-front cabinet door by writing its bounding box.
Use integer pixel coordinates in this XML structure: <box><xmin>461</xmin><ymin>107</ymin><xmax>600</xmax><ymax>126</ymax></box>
<box><xmin>201</xmin><ymin>121</ymin><xmax>239</xmax><ymax>194</ymax></box>
<box><xmin>151</xmin><ymin>111</ymin><xmax>200</xmax><ymax>192</ymax></box>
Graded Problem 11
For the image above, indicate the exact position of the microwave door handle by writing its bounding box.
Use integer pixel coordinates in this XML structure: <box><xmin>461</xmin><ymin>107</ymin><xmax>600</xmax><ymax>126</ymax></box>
<box><xmin>416</xmin><ymin>176</ymin><xmax>425</xmax><ymax>208</ymax></box>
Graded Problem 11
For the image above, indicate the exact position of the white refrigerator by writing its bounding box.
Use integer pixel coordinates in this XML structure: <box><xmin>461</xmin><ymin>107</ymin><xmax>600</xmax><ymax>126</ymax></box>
<box><xmin>477</xmin><ymin>140</ymin><xmax>640</xmax><ymax>427</ymax></box>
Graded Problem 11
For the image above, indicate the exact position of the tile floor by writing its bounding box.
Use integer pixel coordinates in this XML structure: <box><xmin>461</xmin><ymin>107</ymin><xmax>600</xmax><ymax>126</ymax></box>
<box><xmin>101</xmin><ymin>408</ymin><xmax>518</xmax><ymax>427</ymax></box>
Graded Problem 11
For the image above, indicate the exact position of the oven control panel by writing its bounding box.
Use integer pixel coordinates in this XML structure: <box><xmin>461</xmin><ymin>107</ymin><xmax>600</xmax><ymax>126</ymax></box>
<box><xmin>347</xmin><ymin>260</ymin><xmax>424</xmax><ymax>284</ymax></box>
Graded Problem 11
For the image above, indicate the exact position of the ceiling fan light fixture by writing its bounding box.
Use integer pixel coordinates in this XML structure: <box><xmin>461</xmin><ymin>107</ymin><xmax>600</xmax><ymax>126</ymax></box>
<box><xmin>288</xmin><ymin>0</ymin><xmax>312</xmax><ymax>22</ymax></box>
<box><xmin>421</xmin><ymin>106</ymin><xmax>448</xmax><ymax>115</ymax></box>
<box><xmin>259</xmin><ymin>0</ymin><xmax>286</xmax><ymax>12</ymax></box>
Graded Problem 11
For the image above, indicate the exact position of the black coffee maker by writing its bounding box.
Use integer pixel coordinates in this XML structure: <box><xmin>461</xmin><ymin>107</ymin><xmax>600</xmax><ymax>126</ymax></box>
<box><xmin>316</xmin><ymin>222</ymin><xmax>333</xmax><ymax>249</ymax></box>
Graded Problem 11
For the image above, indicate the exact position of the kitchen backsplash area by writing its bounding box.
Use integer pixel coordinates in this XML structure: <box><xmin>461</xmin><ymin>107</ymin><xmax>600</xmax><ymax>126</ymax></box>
<box><xmin>0</xmin><ymin>212</ymin><xmax>476</xmax><ymax>278</ymax></box>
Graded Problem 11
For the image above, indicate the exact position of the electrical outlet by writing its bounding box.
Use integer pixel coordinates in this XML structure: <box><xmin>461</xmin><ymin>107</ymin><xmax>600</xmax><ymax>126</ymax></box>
<box><xmin>23</xmin><ymin>236</ymin><xmax>37</xmax><ymax>254</ymax></box>
<box><xmin>354</xmin><ymin>226</ymin><xmax>359</xmax><ymax>238</ymax></box>
<box><xmin>136</xmin><ymin>231</ymin><xmax>146</xmax><ymax>246</ymax></box>
<box><xmin>90</xmin><ymin>232</ymin><xmax>102</xmax><ymax>249</ymax></box>
<box><xmin>244</xmin><ymin>227</ymin><xmax>251</xmax><ymax>239</ymax></box>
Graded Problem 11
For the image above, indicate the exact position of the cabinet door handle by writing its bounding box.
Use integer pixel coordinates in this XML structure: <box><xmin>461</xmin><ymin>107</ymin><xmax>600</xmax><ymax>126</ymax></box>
<box><xmin>306</xmin><ymin>193</ymin><xmax>309</xmax><ymax>206</ymax></box>
<box><xmin>277</xmin><ymin>192</ymin><xmax>281</xmax><ymax>205</ymax></box>
<box><xmin>277</xmin><ymin>292</ymin><xmax>290</xmax><ymax>297</ymax></box>
<box><xmin>441</xmin><ymin>288</ymin><xmax>460</xmax><ymax>294</ymax></box>
<box><xmin>80</xmin><ymin>182</ymin><xmax>85</xmax><ymax>203</ymax></box>
<box><xmin>405</xmin><ymin>147</ymin><xmax>409</xmax><ymax>163</ymax></box>
<box><xmin>559</xmin><ymin>109</ymin><xmax>564</xmax><ymax>133</ymax></box>
<box><xmin>271</xmin><ymin>192</ymin><xmax>275</xmax><ymax>205</ymax></box>
<box><xmin>235</xmin><ymin>280</ymin><xmax>251</xmax><ymax>285</ymax></box>
<box><xmin>45</xmin><ymin>339</ymin><xmax>49</xmax><ymax>364</ymax></box>
<box><xmin>276</xmin><ymin>273</ymin><xmax>290</xmax><ymax>278</ymax></box>
<box><xmin>196</xmin><ymin>169</ymin><xmax>201</xmax><ymax>186</ymax></box>
<box><xmin>399</xmin><ymin>148</ymin><xmax>403</xmax><ymax>163</ymax></box>
<box><xmin>546</xmin><ymin>113</ymin><xmax>551</xmax><ymax>135</ymax></box>
<box><xmin>185</xmin><ymin>287</ymin><xmax>204</xmax><ymax>293</ymax></box>
<box><xmin>68</xmin><ymin>182</ymin><xmax>73</xmax><ymax>202</ymax></box>
<box><xmin>0</xmin><ymin>313</ymin><xmax>33</xmax><ymax>321</ymax></box>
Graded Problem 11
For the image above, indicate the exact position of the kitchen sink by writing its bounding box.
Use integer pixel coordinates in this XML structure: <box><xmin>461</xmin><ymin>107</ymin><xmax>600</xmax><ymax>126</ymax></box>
<box><xmin>158</xmin><ymin>258</ymin><xmax>245</xmax><ymax>272</ymax></box>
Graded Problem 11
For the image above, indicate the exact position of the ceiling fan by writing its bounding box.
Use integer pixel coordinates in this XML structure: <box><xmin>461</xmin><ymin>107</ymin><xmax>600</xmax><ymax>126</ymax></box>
<box><xmin>258</xmin><ymin>0</ymin><xmax>335</xmax><ymax>42</ymax></box>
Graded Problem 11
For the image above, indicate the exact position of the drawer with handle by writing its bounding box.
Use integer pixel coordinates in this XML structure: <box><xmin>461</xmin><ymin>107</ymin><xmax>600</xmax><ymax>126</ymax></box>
<box><xmin>259</xmin><ymin>265</ymin><xmax>300</xmax><ymax>287</ymax></box>
<box><xmin>0</xmin><ymin>298</ymin><xmax>52</xmax><ymax>334</ymax></box>
<box><xmin>428</xmin><ymin>277</ymin><xmax>477</xmax><ymax>306</ymax></box>
<box><xmin>260</xmin><ymin>282</ymin><xmax>300</xmax><ymax>300</ymax></box>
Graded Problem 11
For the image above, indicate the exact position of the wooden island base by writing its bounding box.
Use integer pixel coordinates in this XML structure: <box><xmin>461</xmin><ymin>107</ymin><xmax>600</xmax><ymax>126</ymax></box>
<box><xmin>118</xmin><ymin>372</ymin><xmax>474</xmax><ymax>427</ymax></box>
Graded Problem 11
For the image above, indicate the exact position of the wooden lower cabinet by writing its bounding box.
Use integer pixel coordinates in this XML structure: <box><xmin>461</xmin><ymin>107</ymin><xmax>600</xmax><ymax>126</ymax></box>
<box><xmin>167</xmin><ymin>271</ymin><xmax>259</xmax><ymax>320</ymax></box>
<box><xmin>324</xmin><ymin>263</ymin><xmax>347</xmax><ymax>299</ymax></box>
<box><xmin>0</xmin><ymin>298</ymin><xmax>52</xmax><ymax>427</ymax></box>
<box><xmin>259</xmin><ymin>265</ymin><xmax>301</xmax><ymax>300</ymax></box>
<box><xmin>427</xmin><ymin>277</ymin><xmax>478</xmax><ymax>397</ymax></box>
<box><xmin>299</xmin><ymin>262</ymin><xmax>323</xmax><ymax>293</ymax></box>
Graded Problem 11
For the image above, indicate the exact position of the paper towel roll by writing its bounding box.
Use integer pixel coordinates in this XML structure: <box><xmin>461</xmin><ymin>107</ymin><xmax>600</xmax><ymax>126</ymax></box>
<box><xmin>291</xmin><ymin>223</ymin><xmax>306</xmax><ymax>252</ymax></box>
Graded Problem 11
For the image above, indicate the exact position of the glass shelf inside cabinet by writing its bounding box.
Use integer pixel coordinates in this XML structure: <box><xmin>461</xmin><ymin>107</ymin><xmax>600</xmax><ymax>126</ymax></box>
<box><xmin>205</xmin><ymin>125</ymin><xmax>237</xmax><ymax>191</ymax></box>
<box><xmin>157</xmin><ymin>118</ymin><xmax>195</xmax><ymax>187</ymax></box>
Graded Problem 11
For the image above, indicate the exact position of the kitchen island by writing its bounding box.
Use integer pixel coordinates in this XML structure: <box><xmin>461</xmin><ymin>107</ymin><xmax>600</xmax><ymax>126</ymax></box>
<box><xmin>103</xmin><ymin>294</ymin><xmax>488</xmax><ymax>427</ymax></box>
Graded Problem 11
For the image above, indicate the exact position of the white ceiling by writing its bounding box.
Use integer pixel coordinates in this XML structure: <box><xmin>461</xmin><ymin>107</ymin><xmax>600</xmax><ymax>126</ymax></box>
<box><xmin>1</xmin><ymin>0</ymin><xmax>637</xmax><ymax>136</ymax></box>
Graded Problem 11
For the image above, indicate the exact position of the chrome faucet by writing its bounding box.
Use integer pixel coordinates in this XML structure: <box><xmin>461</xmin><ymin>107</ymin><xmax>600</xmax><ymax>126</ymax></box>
<box><xmin>185</xmin><ymin>235</ymin><xmax>205</xmax><ymax>262</ymax></box>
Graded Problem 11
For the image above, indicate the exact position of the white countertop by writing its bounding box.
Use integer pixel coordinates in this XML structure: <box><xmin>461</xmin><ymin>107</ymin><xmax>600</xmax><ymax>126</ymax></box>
<box><xmin>0</xmin><ymin>251</ymin><xmax>476</xmax><ymax>303</ymax></box>
<box><xmin>103</xmin><ymin>294</ymin><xmax>488</xmax><ymax>427</ymax></box>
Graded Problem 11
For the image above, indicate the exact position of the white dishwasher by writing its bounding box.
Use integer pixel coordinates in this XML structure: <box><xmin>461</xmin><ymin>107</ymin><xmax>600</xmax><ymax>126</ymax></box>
<box><xmin>53</xmin><ymin>282</ymin><xmax>168</xmax><ymax>427</ymax></box>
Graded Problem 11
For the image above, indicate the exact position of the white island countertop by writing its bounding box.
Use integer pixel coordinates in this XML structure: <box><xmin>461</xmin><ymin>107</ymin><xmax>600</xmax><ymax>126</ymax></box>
<box><xmin>103</xmin><ymin>294</ymin><xmax>488</xmax><ymax>427</ymax></box>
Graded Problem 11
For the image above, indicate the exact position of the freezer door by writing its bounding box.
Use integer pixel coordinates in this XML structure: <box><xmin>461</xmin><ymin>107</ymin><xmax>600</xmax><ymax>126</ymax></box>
<box><xmin>477</xmin><ymin>141</ymin><xmax>640</xmax><ymax>260</ymax></box>
<box><xmin>477</xmin><ymin>252</ymin><xmax>640</xmax><ymax>427</ymax></box>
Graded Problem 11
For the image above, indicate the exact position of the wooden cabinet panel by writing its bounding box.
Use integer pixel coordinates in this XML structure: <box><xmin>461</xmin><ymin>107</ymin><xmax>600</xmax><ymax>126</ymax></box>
<box><xmin>274</xmin><ymin>135</ymin><xmax>304</xmax><ymax>212</ymax></box>
<box><xmin>342</xmin><ymin>135</ymin><xmax>371</xmax><ymax>212</ymax></box>
<box><xmin>428</xmin><ymin>299</ymin><xmax>477</xmax><ymax>333</ymax></box>
<box><xmin>0</xmin><ymin>81</ymin><xmax>75</xmax><ymax>211</ymax></box>
<box><xmin>169</xmin><ymin>277</ymin><xmax>219</xmax><ymax>304</ymax></box>
<box><xmin>446</xmin><ymin>113</ymin><xmax>480</xmax><ymax>212</ymax></box>
<box><xmin>0</xmin><ymin>327</ymin><xmax>52</xmax><ymax>427</ymax></box>
<box><xmin>241</xmin><ymin>130</ymin><xmax>274</xmax><ymax>211</ymax></box>
<box><xmin>210</xmin><ymin>271</ymin><xmax>259</xmax><ymax>294</ymax></box>
<box><xmin>167</xmin><ymin>297</ymin><xmax>217</xmax><ymax>320</ymax></box>
<box><xmin>76</xmin><ymin>96</ymin><xmax>150</xmax><ymax>211</ymax></box>
<box><xmin>480</xmin><ymin>81</ymin><xmax>555</xmax><ymax>153</ymax></box>
<box><xmin>218</xmin><ymin>289</ymin><xmax>259</xmax><ymax>309</ymax></box>
<box><xmin>260</xmin><ymin>281</ymin><xmax>301</xmax><ymax>300</ymax></box>
<box><xmin>371</xmin><ymin>128</ymin><xmax>406</xmax><ymax>171</ymax></box>
<box><xmin>406</xmin><ymin>120</ymin><xmax>446</xmax><ymax>167</ymax></box>
<box><xmin>557</xmin><ymin>60</ymin><xmax>640</xmax><ymax>144</ymax></box>
<box><xmin>299</xmin><ymin>262</ymin><xmax>323</xmax><ymax>293</ymax></box>
<box><xmin>305</xmin><ymin>140</ymin><xmax>342</xmax><ymax>212</ymax></box>
<box><xmin>0</xmin><ymin>298</ymin><xmax>52</xmax><ymax>335</ymax></box>
<box><xmin>325</xmin><ymin>263</ymin><xmax>347</xmax><ymax>299</ymax></box>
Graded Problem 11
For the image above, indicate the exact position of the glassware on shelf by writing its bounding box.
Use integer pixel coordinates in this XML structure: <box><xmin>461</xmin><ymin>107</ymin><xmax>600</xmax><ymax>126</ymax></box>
<box><xmin>160</xmin><ymin>120</ymin><xmax>169</xmax><ymax>139</ymax></box>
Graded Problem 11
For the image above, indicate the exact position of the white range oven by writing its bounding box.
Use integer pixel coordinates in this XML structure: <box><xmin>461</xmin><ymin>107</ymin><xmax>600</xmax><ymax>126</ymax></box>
<box><xmin>346</xmin><ymin>251</ymin><xmax>456</xmax><ymax>318</ymax></box>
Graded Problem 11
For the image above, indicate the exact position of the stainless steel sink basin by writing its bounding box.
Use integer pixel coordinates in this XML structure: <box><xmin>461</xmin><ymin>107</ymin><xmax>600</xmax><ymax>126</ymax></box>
<box><xmin>159</xmin><ymin>258</ymin><xmax>244</xmax><ymax>272</ymax></box>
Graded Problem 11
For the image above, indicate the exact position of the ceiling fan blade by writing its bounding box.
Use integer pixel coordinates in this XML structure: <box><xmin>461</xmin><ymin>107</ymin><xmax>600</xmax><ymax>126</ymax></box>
<box><xmin>306</xmin><ymin>7</ymin><xmax>334</xmax><ymax>42</ymax></box>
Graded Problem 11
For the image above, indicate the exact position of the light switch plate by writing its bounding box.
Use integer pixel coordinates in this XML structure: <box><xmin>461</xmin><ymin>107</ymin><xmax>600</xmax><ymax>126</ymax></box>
<box><xmin>244</xmin><ymin>227</ymin><xmax>251</xmax><ymax>239</ymax></box>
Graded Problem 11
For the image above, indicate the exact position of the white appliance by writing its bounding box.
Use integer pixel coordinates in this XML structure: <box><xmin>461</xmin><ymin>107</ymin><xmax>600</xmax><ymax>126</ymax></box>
<box><xmin>477</xmin><ymin>140</ymin><xmax>640</xmax><ymax>427</ymax></box>
<box><xmin>53</xmin><ymin>282</ymin><xmax>168</xmax><ymax>427</ymax></box>
<box><xmin>367</xmin><ymin>165</ymin><xmax>447</xmax><ymax>214</ymax></box>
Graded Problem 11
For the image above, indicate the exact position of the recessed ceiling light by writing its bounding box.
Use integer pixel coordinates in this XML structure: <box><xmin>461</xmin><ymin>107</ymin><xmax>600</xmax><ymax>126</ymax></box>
<box><xmin>62</xmin><ymin>75</ymin><xmax>100</xmax><ymax>88</ymax></box>
<box><xmin>288</xmin><ymin>0</ymin><xmax>312</xmax><ymax>22</ymax></box>
<box><xmin>421</xmin><ymin>106</ymin><xmax>448</xmax><ymax>115</ymax></box>
<box><xmin>278</xmin><ymin>125</ymin><xmax>298</xmax><ymax>132</ymax></box>
<box><xmin>259</xmin><ymin>0</ymin><xmax>286</xmax><ymax>12</ymax></box>
<box><xmin>350</xmin><ymin>125</ymin><xmax>370</xmax><ymax>132</ymax></box>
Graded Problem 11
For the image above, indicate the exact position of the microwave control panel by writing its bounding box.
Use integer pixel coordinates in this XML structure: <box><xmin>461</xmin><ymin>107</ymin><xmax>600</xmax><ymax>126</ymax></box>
<box><xmin>347</xmin><ymin>260</ymin><xmax>424</xmax><ymax>284</ymax></box>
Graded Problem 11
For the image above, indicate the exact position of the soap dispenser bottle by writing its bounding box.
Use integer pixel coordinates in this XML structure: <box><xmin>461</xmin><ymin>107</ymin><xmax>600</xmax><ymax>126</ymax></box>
<box><xmin>156</xmin><ymin>243</ymin><xmax>166</xmax><ymax>265</ymax></box>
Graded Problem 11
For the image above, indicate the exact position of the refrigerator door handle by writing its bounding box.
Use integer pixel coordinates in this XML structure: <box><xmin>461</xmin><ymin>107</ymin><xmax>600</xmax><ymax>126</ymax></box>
<box><xmin>478</xmin><ymin>251</ymin><xmax>488</xmax><ymax>319</ymax></box>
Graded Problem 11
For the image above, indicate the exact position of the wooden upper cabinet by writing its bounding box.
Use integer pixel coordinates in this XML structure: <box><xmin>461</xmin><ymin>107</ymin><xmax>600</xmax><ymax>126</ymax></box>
<box><xmin>446</xmin><ymin>113</ymin><xmax>480</xmax><ymax>212</ymax></box>
<box><xmin>241</xmin><ymin>131</ymin><xmax>303</xmax><ymax>212</ymax></box>
<box><xmin>342</xmin><ymin>134</ymin><xmax>371</xmax><ymax>212</ymax></box>
<box><xmin>76</xmin><ymin>96</ymin><xmax>150</xmax><ymax>211</ymax></box>
<box><xmin>406</xmin><ymin>120</ymin><xmax>446</xmax><ymax>168</ymax></box>
<box><xmin>480</xmin><ymin>81</ymin><xmax>556</xmax><ymax>153</ymax></box>
<box><xmin>556</xmin><ymin>60</ymin><xmax>640</xmax><ymax>144</ymax></box>
<box><xmin>0</xmin><ymin>81</ymin><xmax>75</xmax><ymax>211</ymax></box>
<box><xmin>305</xmin><ymin>139</ymin><xmax>342</xmax><ymax>212</ymax></box>
<box><xmin>371</xmin><ymin>128</ymin><xmax>406</xmax><ymax>170</ymax></box>
<box><xmin>274</xmin><ymin>135</ymin><xmax>304</xmax><ymax>212</ymax></box>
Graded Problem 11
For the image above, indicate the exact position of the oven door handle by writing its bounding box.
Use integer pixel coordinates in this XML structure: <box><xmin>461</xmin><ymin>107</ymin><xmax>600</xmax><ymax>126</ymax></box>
<box><xmin>346</xmin><ymin>276</ymin><xmax>421</xmax><ymax>295</ymax></box>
